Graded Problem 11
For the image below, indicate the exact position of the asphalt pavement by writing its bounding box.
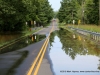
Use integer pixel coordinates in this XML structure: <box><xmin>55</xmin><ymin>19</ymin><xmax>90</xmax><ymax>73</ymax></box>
<box><xmin>37</xmin><ymin>21</ymin><xmax>59</xmax><ymax>75</ymax></box>
<box><xmin>14</xmin><ymin>21</ymin><xmax>59</xmax><ymax>75</ymax></box>
<box><xmin>0</xmin><ymin>21</ymin><xmax>58</xmax><ymax>75</ymax></box>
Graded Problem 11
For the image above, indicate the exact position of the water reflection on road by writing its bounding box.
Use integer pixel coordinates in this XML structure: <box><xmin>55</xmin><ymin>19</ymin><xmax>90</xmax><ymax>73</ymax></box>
<box><xmin>0</xmin><ymin>34</ymin><xmax>23</xmax><ymax>45</ymax></box>
<box><xmin>49</xmin><ymin>29</ymin><xmax>100</xmax><ymax>75</ymax></box>
<box><xmin>0</xmin><ymin>35</ymin><xmax>46</xmax><ymax>54</ymax></box>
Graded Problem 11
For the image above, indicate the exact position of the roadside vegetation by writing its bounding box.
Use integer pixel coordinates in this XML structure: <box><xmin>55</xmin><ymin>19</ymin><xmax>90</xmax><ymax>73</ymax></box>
<box><xmin>58</xmin><ymin>22</ymin><xmax>100</xmax><ymax>33</ymax></box>
<box><xmin>57</xmin><ymin>0</ymin><xmax>99</xmax><ymax>25</ymax></box>
<box><xmin>0</xmin><ymin>0</ymin><xmax>54</xmax><ymax>48</ymax></box>
<box><xmin>0</xmin><ymin>0</ymin><xmax>54</xmax><ymax>33</ymax></box>
<box><xmin>70</xmin><ymin>25</ymin><xmax>100</xmax><ymax>33</ymax></box>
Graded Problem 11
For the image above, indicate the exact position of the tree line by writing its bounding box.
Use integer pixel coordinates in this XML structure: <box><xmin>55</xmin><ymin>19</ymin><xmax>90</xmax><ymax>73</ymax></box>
<box><xmin>0</xmin><ymin>0</ymin><xmax>54</xmax><ymax>32</ymax></box>
<box><xmin>57</xmin><ymin>0</ymin><xmax>99</xmax><ymax>25</ymax></box>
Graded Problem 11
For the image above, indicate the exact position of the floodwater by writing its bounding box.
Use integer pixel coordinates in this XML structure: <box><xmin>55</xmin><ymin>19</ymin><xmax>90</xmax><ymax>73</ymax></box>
<box><xmin>0</xmin><ymin>34</ymin><xmax>23</xmax><ymax>45</ymax></box>
<box><xmin>0</xmin><ymin>34</ymin><xmax>46</xmax><ymax>54</ymax></box>
<box><xmin>49</xmin><ymin>29</ymin><xmax>100</xmax><ymax>75</ymax></box>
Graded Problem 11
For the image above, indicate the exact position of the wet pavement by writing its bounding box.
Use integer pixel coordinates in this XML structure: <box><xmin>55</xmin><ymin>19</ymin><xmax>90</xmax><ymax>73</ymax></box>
<box><xmin>0</xmin><ymin>51</ymin><xmax>22</xmax><ymax>75</ymax></box>
<box><xmin>1</xmin><ymin>21</ymin><xmax>99</xmax><ymax>75</ymax></box>
<box><xmin>14</xmin><ymin>39</ymin><xmax>46</xmax><ymax>75</ymax></box>
<box><xmin>14</xmin><ymin>22</ymin><xmax>57</xmax><ymax>75</ymax></box>
<box><xmin>49</xmin><ymin>29</ymin><xmax>100</xmax><ymax>75</ymax></box>
<box><xmin>0</xmin><ymin>35</ymin><xmax>46</xmax><ymax>54</ymax></box>
<box><xmin>0</xmin><ymin>22</ymin><xmax>54</xmax><ymax>75</ymax></box>
<box><xmin>0</xmin><ymin>34</ymin><xmax>46</xmax><ymax>75</ymax></box>
<box><xmin>37</xmin><ymin>22</ymin><xmax>59</xmax><ymax>75</ymax></box>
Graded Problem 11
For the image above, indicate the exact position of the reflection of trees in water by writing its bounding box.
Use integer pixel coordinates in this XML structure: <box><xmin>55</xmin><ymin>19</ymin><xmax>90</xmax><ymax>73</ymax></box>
<box><xmin>50</xmin><ymin>29</ymin><xmax>100</xmax><ymax>70</ymax></box>
<box><xmin>49</xmin><ymin>32</ymin><xmax>56</xmax><ymax>51</ymax></box>
<box><xmin>98</xmin><ymin>57</ymin><xmax>100</xmax><ymax>70</ymax></box>
<box><xmin>0</xmin><ymin>35</ymin><xmax>46</xmax><ymax>54</ymax></box>
<box><xmin>50</xmin><ymin>31</ymin><xmax>58</xmax><ymax>47</ymax></box>
<box><xmin>57</xmin><ymin>29</ymin><xmax>100</xmax><ymax>60</ymax></box>
<box><xmin>58</xmin><ymin>29</ymin><xmax>83</xmax><ymax>60</ymax></box>
<box><xmin>85</xmin><ymin>39</ymin><xmax>100</xmax><ymax>56</ymax></box>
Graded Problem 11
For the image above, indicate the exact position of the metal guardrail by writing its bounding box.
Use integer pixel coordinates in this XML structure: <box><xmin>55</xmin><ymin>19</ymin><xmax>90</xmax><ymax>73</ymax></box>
<box><xmin>68</xmin><ymin>26</ymin><xmax>100</xmax><ymax>36</ymax></box>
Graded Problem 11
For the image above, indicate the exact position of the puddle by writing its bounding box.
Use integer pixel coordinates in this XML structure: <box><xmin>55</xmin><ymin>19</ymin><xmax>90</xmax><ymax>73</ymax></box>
<box><xmin>49</xmin><ymin>29</ymin><xmax>100</xmax><ymax>75</ymax></box>
<box><xmin>0</xmin><ymin>34</ymin><xmax>46</xmax><ymax>54</ymax></box>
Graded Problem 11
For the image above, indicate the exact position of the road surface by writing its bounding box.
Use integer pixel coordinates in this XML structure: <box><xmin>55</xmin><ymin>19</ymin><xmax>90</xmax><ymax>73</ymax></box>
<box><xmin>14</xmin><ymin>21</ymin><xmax>59</xmax><ymax>75</ymax></box>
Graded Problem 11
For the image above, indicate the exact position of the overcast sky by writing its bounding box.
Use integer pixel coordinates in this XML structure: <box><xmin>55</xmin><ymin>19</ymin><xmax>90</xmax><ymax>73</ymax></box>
<box><xmin>48</xmin><ymin>0</ymin><xmax>62</xmax><ymax>11</ymax></box>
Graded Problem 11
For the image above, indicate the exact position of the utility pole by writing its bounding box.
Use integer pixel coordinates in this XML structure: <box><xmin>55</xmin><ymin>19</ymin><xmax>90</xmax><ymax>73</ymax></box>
<box><xmin>82</xmin><ymin>0</ymin><xmax>85</xmax><ymax>25</ymax></box>
<box><xmin>72</xmin><ymin>11</ymin><xmax>73</xmax><ymax>20</ymax></box>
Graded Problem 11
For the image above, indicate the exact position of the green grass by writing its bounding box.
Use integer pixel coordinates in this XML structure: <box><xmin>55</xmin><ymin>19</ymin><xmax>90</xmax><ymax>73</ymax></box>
<box><xmin>23</xmin><ymin>27</ymin><xmax>42</xmax><ymax>36</ymax></box>
<box><xmin>58</xmin><ymin>23</ymin><xmax>100</xmax><ymax>33</ymax></box>
<box><xmin>69</xmin><ymin>24</ymin><xmax>100</xmax><ymax>33</ymax></box>
<box><xmin>58</xmin><ymin>23</ymin><xmax>72</xmax><ymax>31</ymax></box>
<box><xmin>58</xmin><ymin>22</ymin><xmax>66</xmax><ymax>26</ymax></box>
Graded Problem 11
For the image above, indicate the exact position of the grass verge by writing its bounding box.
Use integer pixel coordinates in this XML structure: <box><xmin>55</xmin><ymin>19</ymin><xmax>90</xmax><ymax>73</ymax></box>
<box><xmin>58</xmin><ymin>23</ymin><xmax>74</xmax><ymax>33</ymax></box>
<box><xmin>69</xmin><ymin>24</ymin><xmax>100</xmax><ymax>33</ymax></box>
<box><xmin>58</xmin><ymin>23</ymin><xmax>100</xmax><ymax>33</ymax></box>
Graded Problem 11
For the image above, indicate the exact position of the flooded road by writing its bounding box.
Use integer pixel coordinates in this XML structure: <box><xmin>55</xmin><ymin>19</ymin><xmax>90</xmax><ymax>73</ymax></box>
<box><xmin>49</xmin><ymin>29</ymin><xmax>100</xmax><ymax>75</ymax></box>
<box><xmin>0</xmin><ymin>34</ymin><xmax>23</xmax><ymax>45</ymax></box>
<box><xmin>0</xmin><ymin>35</ymin><xmax>46</xmax><ymax>54</ymax></box>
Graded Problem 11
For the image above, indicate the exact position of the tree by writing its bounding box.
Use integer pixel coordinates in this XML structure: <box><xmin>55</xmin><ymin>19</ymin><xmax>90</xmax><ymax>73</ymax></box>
<box><xmin>0</xmin><ymin>0</ymin><xmax>32</xmax><ymax>32</ymax></box>
<box><xmin>58</xmin><ymin>0</ymin><xmax>99</xmax><ymax>25</ymax></box>
<box><xmin>57</xmin><ymin>0</ymin><xmax>78</xmax><ymax>24</ymax></box>
<box><xmin>85</xmin><ymin>0</ymin><xmax>99</xmax><ymax>25</ymax></box>
<box><xmin>0</xmin><ymin>0</ymin><xmax>54</xmax><ymax>32</ymax></box>
<box><xmin>35</xmin><ymin>0</ymin><xmax>54</xmax><ymax>27</ymax></box>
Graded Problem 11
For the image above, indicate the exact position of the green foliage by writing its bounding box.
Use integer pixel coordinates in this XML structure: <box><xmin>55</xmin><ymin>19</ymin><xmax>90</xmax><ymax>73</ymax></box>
<box><xmin>54</xmin><ymin>11</ymin><xmax>58</xmax><ymax>18</ymax></box>
<box><xmin>0</xmin><ymin>0</ymin><xmax>54</xmax><ymax>32</ymax></box>
<box><xmin>57</xmin><ymin>0</ymin><xmax>99</xmax><ymax>25</ymax></box>
<box><xmin>57</xmin><ymin>0</ymin><xmax>78</xmax><ymax>24</ymax></box>
<box><xmin>36</xmin><ymin>0</ymin><xmax>54</xmax><ymax>26</ymax></box>
<box><xmin>85</xmin><ymin>0</ymin><xmax>99</xmax><ymax>25</ymax></box>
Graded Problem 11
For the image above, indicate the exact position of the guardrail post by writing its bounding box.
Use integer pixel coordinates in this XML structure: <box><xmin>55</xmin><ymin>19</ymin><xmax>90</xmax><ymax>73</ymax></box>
<box><xmin>92</xmin><ymin>34</ymin><xmax>94</xmax><ymax>39</ymax></box>
<box><xmin>95</xmin><ymin>35</ymin><xmax>97</xmax><ymax>41</ymax></box>
<box><xmin>94</xmin><ymin>35</ymin><xmax>96</xmax><ymax>40</ymax></box>
<box><xmin>98</xmin><ymin>36</ymin><xmax>100</xmax><ymax>41</ymax></box>
<box><xmin>95</xmin><ymin>35</ymin><xmax>96</xmax><ymax>40</ymax></box>
<box><xmin>97</xmin><ymin>36</ymin><xmax>99</xmax><ymax>41</ymax></box>
<box><xmin>90</xmin><ymin>33</ymin><xmax>92</xmax><ymax>39</ymax></box>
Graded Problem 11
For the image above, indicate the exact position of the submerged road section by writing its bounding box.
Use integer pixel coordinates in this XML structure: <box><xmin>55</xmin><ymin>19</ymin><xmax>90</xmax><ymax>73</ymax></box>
<box><xmin>49</xmin><ymin>28</ymin><xmax>100</xmax><ymax>75</ymax></box>
<box><xmin>14</xmin><ymin>20</ymin><xmax>59</xmax><ymax>75</ymax></box>
<box><xmin>37</xmin><ymin>22</ymin><xmax>59</xmax><ymax>75</ymax></box>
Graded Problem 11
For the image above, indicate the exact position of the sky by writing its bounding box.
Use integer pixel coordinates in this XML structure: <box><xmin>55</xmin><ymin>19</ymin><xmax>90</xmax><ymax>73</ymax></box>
<box><xmin>48</xmin><ymin>0</ymin><xmax>62</xmax><ymax>11</ymax></box>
